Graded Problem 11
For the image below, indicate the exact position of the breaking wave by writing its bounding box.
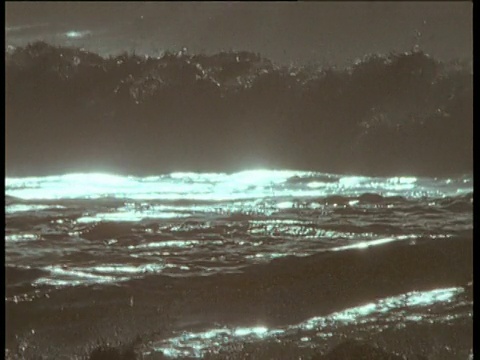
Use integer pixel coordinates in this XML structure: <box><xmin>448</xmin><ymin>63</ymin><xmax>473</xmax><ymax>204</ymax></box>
<box><xmin>5</xmin><ymin>42</ymin><xmax>472</xmax><ymax>177</ymax></box>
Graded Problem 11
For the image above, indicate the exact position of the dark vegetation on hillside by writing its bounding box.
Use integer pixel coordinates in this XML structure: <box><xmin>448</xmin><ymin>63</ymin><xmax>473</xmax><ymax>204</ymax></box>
<box><xmin>6</xmin><ymin>42</ymin><xmax>472</xmax><ymax>176</ymax></box>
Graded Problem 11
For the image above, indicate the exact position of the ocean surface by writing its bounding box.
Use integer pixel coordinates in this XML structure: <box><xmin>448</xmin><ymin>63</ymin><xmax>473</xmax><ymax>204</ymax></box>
<box><xmin>5</xmin><ymin>171</ymin><xmax>473</xmax><ymax>359</ymax></box>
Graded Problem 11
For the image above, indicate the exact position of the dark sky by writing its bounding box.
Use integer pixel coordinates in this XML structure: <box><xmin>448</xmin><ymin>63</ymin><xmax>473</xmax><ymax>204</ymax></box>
<box><xmin>6</xmin><ymin>1</ymin><xmax>472</xmax><ymax>66</ymax></box>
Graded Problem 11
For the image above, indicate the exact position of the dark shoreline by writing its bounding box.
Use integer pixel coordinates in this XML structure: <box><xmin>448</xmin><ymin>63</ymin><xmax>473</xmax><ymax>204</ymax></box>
<box><xmin>6</xmin><ymin>235</ymin><xmax>472</xmax><ymax>359</ymax></box>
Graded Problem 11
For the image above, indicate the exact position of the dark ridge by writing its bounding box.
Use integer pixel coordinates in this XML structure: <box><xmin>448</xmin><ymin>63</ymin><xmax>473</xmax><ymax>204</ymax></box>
<box><xmin>357</xmin><ymin>193</ymin><xmax>386</xmax><ymax>203</ymax></box>
<box><xmin>5</xmin><ymin>266</ymin><xmax>48</xmax><ymax>288</ymax></box>
<box><xmin>5</xmin><ymin>195</ymin><xmax>25</xmax><ymax>205</ymax></box>
<box><xmin>6</xmin><ymin>42</ymin><xmax>472</xmax><ymax>177</ymax></box>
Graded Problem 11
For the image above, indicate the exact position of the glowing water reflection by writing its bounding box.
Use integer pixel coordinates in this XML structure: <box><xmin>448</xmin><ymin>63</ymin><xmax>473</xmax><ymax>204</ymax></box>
<box><xmin>330</xmin><ymin>235</ymin><xmax>416</xmax><ymax>251</ymax></box>
<box><xmin>151</xmin><ymin>287</ymin><xmax>464</xmax><ymax>358</ymax></box>
<box><xmin>33</xmin><ymin>263</ymin><xmax>165</xmax><ymax>287</ymax></box>
<box><xmin>5</xmin><ymin>204</ymin><xmax>64</xmax><ymax>214</ymax></box>
<box><xmin>6</xmin><ymin>234</ymin><xmax>39</xmax><ymax>242</ymax></box>
<box><xmin>77</xmin><ymin>211</ymin><xmax>189</xmax><ymax>223</ymax></box>
<box><xmin>5</xmin><ymin>171</ymin><xmax>472</xmax><ymax>200</ymax></box>
<box><xmin>5</xmin><ymin>171</ymin><xmax>472</xmax><ymax>289</ymax></box>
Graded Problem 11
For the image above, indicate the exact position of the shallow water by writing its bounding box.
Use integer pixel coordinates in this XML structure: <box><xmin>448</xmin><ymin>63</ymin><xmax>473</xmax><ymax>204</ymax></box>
<box><xmin>5</xmin><ymin>171</ymin><xmax>473</xmax><ymax>359</ymax></box>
